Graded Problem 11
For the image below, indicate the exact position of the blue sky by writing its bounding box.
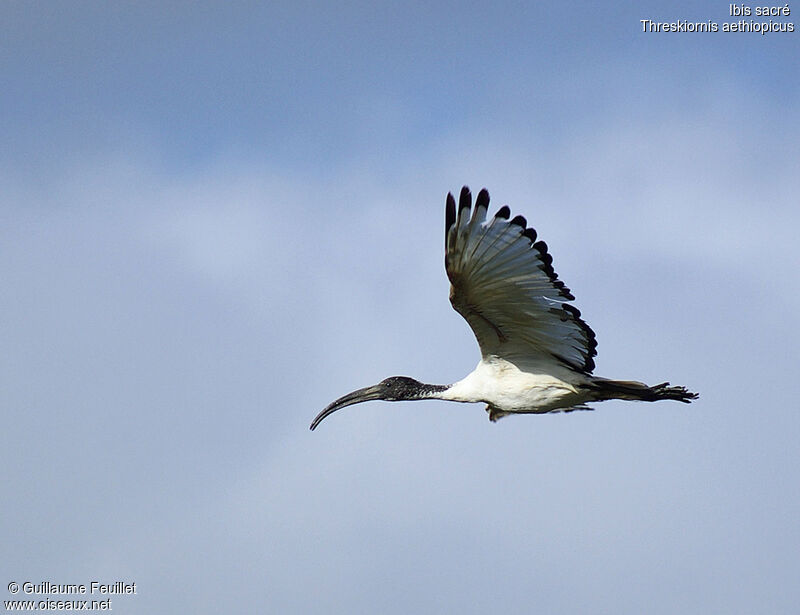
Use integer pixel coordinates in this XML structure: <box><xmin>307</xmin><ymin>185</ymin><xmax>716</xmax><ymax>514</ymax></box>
<box><xmin>2</xmin><ymin>3</ymin><xmax>799</xmax><ymax>614</ymax></box>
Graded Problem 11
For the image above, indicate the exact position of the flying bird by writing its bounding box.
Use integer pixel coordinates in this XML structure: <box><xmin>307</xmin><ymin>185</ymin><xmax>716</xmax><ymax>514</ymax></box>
<box><xmin>310</xmin><ymin>187</ymin><xmax>697</xmax><ymax>430</ymax></box>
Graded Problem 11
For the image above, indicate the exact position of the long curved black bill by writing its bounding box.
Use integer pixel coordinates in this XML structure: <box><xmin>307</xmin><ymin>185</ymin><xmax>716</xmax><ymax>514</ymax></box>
<box><xmin>310</xmin><ymin>384</ymin><xmax>384</xmax><ymax>431</ymax></box>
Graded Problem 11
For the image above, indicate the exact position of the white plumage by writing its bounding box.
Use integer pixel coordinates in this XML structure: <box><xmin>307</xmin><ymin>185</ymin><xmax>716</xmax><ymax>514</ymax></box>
<box><xmin>310</xmin><ymin>186</ymin><xmax>697</xmax><ymax>430</ymax></box>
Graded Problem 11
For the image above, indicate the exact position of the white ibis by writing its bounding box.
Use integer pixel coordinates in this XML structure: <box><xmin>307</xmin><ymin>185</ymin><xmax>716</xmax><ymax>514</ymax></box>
<box><xmin>310</xmin><ymin>187</ymin><xmax>698</xmax><ymax>430</ymax></box>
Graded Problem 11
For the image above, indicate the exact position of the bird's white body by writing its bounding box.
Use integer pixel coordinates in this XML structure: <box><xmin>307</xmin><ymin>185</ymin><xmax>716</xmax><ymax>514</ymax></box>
<box><xmin>439</xmin><ymin>356</ymin><xmax>590</xmax><ymax>416</ymax></box>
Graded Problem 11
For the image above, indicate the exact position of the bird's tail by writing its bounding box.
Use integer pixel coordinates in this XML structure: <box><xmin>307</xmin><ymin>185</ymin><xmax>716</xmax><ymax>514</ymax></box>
<box><xmin>589</xmin><ymin>379</ymin><xmax>698</xmax><ymax>404</ymax></box>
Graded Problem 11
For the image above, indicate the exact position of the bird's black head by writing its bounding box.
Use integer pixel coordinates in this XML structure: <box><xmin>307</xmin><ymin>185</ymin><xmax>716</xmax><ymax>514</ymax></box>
<box><xmin>310</xmin><ymin>376</ymin><xmax>446</xmax><ymax>430</ymax></box>
<box><xmin>375</xmin><ymin>376</ymin><xmax>426</xmax><ymax>401</ymax></box>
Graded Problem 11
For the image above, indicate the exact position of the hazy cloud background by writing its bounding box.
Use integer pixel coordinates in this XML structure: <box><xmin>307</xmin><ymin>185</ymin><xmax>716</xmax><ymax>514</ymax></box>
<box><xmin>2</xmin><ymin>3</ymin><xmax>798</xmax><ymax>613</ymax></box>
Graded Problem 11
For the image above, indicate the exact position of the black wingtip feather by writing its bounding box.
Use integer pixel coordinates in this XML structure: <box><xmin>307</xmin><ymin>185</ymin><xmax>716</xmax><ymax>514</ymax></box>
<box><xmin>510</xmin><ymin>215</ymin><xmax>527</xmax><ymax>229</ymax></box>
<box><xmin>445</xmin><ymin>192</ymin><xmax>456</xmax><ymax>236</ymax></box>
<box><xmin>553</xmin><ymin>280</ymin><xmax>572</xmax><ymax>296</ymax></box>
<box><xmin>494</xmin><ymin>205</ymin><xmax>510</xmax><ymax>219</ymax></box>
<box><xmin>476</xmin><ymin>189</ymin><xmax>490</xmax><ymax>209</ymax></box>
<box><xmin>522</xmin><ymin>227</ymin><xmax>537</xmax><ymax>243</ymax></box>
<box><xmin>458</xmin><ymin>186</ymin><xmax>472</xmax><ymax>212</ymax></box>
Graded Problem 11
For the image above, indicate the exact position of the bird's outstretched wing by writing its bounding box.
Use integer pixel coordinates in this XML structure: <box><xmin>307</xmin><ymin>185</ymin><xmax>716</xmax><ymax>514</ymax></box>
<box><xmin>445</xmin><ymin>186</ymin><xmax>597</xmax><ymax>374</ymax></box>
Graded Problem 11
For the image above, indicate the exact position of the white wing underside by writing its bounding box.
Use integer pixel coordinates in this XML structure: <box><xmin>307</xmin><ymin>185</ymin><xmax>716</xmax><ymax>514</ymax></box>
<box><xmin>445</xmin><ymin>187</ymin><xmax>597</xmax><ymax>375</ymax></box>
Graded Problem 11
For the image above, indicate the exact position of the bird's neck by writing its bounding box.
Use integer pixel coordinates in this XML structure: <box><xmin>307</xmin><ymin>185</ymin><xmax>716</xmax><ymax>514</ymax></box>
<box><xmin>413</xmin><ymin>383</ymin><xmax>449</xmax><ymax>399</ymax></box>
